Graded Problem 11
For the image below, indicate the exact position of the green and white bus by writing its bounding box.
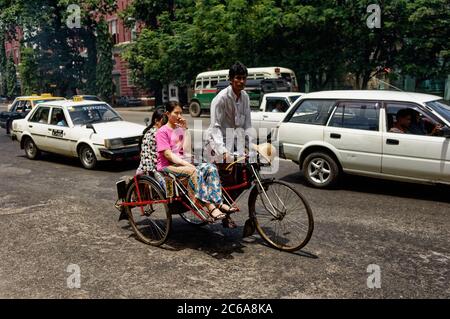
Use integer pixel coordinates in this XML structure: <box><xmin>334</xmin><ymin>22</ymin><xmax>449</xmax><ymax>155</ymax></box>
<box><xmin>189</xmin><ymin>67</ymin><xmax>298</xmax><ymax>117</ymax></box>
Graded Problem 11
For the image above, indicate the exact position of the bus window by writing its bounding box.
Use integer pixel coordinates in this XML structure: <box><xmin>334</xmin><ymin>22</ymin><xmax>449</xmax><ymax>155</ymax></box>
<box><xmin>211</xmin><ymin>80</ymin><xmax>218</xmax><ymax>88</ymax></box>
<box><xmin>204</xmin><ymin>80</ymin><xmax>211</xmax><ymax>89</ymax></box>
<box><xmin>195</xmin><ymin>80</ymin><xmax>202</xmax><ymax>90</ymax></box>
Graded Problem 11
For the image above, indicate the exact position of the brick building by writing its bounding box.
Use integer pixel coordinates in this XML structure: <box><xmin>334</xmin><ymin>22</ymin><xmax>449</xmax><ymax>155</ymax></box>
<box><xmin>105</xmin><ymin>0</ymin><xmax>149</xmax><ymax>100</ymax></box>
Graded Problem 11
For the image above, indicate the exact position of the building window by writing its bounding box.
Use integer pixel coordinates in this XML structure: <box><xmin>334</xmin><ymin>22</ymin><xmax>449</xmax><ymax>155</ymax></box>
<box><xmin>127</xmin><ymin>70</ymin><xmax>135</xmax><ymax>87</ymax></box>
<box><xmin>131</xmin><ymin>23</ymin><xmax>138</xmax><ymax>41</ymax></box>
<box><xmin>109</xmin><ymin>19</ymin><xmax>118</xmax><ymax>44</ymax></box>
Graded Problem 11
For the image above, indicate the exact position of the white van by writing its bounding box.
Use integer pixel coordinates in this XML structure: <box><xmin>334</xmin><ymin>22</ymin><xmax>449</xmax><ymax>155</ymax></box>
<box><xmin>275</xmin><ymin>90</ymin><xmax>450</xmax><ymax>187</ymax></box>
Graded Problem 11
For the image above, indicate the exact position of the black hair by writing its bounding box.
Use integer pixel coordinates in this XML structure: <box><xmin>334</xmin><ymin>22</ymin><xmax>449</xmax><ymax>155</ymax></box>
<box><xmin>396</xmin><ymin>108</ymin><xmax>412</xmax><ymax>120</ymax></box>
<box><xmin>164</xmin><ymin>101</ymin><xmax>182</xmax><ymax>113</ymax></box>
<box><xmin>139</xmin><ymin>107</ymin><xmax>167</xmax><ymax>152</ymax></box>
<box><xmin>229</xmin><ymin>61</ymin><xmax>248</xmax><ymax>80</ymax></box>
<box><xmin>150</xmin><ymin>107</ymin><xmax>167</xmax><ymax>127</ymax></box>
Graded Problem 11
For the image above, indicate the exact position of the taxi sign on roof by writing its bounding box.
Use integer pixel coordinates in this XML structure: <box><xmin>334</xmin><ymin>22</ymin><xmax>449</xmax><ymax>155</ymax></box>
<box><xmin>73</xmin><ymin>96</ymin><xmax>84</xmax><ymax>102</ymax></box>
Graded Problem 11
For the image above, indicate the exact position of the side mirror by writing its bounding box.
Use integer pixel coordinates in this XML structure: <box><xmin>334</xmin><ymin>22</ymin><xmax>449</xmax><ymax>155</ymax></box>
<box><xmin>86</xmin><ymin>123</ymin><xmax>97</xmax><ymax>134</ymax></box>
<box><xmin>440</xmin><ymin>126</ymin><xmax>450</xmax><ymax>138</ymax></box>
<box><xmin>144</xmin><ymin>117</ymin><xmax>150</xmax><ymax>126</ymax></box>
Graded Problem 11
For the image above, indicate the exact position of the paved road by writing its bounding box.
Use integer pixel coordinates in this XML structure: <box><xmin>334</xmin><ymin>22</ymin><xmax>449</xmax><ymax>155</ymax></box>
<box><xmin>0</xmin><ymin>110</ymin><xmax>449</xmax><ymax>298</ymax></box>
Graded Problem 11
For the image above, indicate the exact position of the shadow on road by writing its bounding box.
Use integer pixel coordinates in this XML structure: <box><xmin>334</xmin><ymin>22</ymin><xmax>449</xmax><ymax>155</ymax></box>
<box><xmin>279</xmin><ymin>171</ymin><xmax>450</xmax><ymax>204</ymax></box>
<box><xmin>120</xmin><ymin>217</ymin><xmax>318</xmax><ymax>260</ymax></box>
<box><xmin>17</xmin><ymin>153</ymin><xmax>139</xmax><ymax>172</ymax></box>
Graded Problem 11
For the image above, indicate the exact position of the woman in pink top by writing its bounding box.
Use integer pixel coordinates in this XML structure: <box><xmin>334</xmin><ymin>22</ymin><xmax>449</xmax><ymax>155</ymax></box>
<box><xmin>156</xmin><ymin>102</ymin><xmax>238</xmax><ymax>223</ymax></box>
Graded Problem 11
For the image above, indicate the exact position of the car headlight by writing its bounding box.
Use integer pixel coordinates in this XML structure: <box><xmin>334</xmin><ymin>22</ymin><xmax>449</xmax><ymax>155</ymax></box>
<box><xmin>105</xmin><ymin>138</ymin><xmax>124</xmax><ymax>149</ymax></box>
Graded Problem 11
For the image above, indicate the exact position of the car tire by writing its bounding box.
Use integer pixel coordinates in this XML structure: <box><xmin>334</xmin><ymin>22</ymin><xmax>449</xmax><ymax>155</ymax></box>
<box><xmin>24</xmin><ymin>137</ymin><xmax>41</xmax><ymax>160</ymax></box>
<box><xmin>6</xmin><ymin>120</ymin><xmax>12</xmax><ymax>135</ymax></box>
<box><xmin>189</xmin><ymin>101</ymin><xmax>202</xmax><ymax>117</ymax></box>
<box><xmin>79</xmin><ymin>145</ymin><xmax>97</xmax><ymax>170</ymax></box>
<box><xmin>302</xmin><ymin>152</ymin><xmax>340</xmax><ymax>188</ymax></box>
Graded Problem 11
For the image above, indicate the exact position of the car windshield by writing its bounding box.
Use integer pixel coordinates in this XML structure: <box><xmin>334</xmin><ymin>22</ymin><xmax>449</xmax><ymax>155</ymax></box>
<box><xmin>68</xmin><ymin>104</ymin><xmax>122</xmax><ymax>125</ymax></box>
<box><xmin>425</xmin><ymin>99</ymin><xmax>450</xmax><ymax>122</ymax></box>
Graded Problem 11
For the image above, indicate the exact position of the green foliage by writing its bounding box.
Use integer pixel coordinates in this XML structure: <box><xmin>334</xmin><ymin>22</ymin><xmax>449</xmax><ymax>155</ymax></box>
<box><xmin>18</xmin><ymin>46</ymin><xmax>39</xmax><ymax>95</ymax></box>
<box><xmin>95</xmin><ymin>18</ymin><xmax>114</xmax><ymax>102</ymax></box>
<box><xmin>125</xmin><ymin>0</ymin><xmax>450</xmax><ymax>92</ymax></box>
<box><xmin>0</xmin><ymin>33</ymin><xmax>7</xmax><ymax>95</ymax></box>
<box><xmin>0</xmin><ymin>0</ymin><xmax>117</xmax><ymax>96</ymax></box>
<box><xmin>6</xmin><ymin>53</ymin><xmax>18</xmax><ymax>97</ymax></box>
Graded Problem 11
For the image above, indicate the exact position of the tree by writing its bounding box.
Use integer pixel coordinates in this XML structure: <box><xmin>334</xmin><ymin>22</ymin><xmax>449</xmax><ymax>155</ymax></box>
<box><xmin>18</xmin><ymin>46</ymin><xmax>39</xmax><ymax>95</ymax></box>
<box><xmin>95</xmin><ymin>18</ymin><xmax>114</xmax><ymax>102</ymax></box>
<box><xmin>5</xmin><ymin>53</ymin><xmax>18</xmax><ymax>97</ymax></box>
<box><xmin>0</xmin><ymin>0</ymin><xmax>117</xmax><ymax>96</ymax></box>
<box><xmin>0</xmin><ymin>33</ymin><xmax>7</xmax><ymax>96</ymax></box>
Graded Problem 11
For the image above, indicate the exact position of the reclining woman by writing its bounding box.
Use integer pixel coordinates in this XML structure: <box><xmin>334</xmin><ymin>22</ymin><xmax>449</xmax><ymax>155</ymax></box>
<box><xmin>156</xmin><ymin>101</ymin><xmax>237</xmax><ymax>224</ymax></box>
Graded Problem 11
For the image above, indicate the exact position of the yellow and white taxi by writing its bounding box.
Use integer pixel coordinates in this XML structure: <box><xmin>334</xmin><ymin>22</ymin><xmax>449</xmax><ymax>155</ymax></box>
<box><xmin>11</xmin><ymin>97</ymin><xmax>146</xmax><ymax>169</ymax></box>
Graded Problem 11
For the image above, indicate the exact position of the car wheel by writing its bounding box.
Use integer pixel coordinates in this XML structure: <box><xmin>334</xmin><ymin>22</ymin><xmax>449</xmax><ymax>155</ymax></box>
<box><xmin>189</xmin><ymin>101</ymin><xmax>202</xmax><ymax>117</ymax></box>
<box><xmin>79</xmin><ymin>145</ymin><xmax>97</xmax><ymax>169</ymax></box>
<box><xmin>6</xmin><ymin>120</ymin><xmax>12</xmax><ymax>135</ymax></box>
<box><xmin>24</xmin><ymin>137</ymin><xmax>40</xmax><ymax>160</ymax></box>
<box><xmin>302</xmin><ymin>152</ymin><xmax>340</xmax><ymax>188</ymax></box>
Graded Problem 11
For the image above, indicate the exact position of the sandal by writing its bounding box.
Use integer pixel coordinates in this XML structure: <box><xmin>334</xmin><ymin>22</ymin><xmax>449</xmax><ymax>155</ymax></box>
<box><xmin>219</xmin><ymin>203</ymin><xmax>239</xmax><ymax>214</ymax></box>
<box><xmin>209</xmin><ymin>207</ymin><xmax>226</xmax><ymax>221</ymax></box>
<box><xmin>222</xmin><ymin>216</ymin><xmax>237</xmax><ymax>229</ymax></box>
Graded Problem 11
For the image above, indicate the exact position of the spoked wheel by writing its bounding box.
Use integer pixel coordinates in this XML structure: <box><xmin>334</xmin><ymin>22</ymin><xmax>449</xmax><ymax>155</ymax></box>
<box><xmin>179</xmin><ymin>211</ymin><xmax>208</xmax><ymax>227</ymax></box>
<box><xmin>248</xmin><ymin>180</ymin><xmax>314</xmax><ymax>252</ymax></box>
<box><xmin>125</xmin><ymin>177</ymin><xmax>171</xmax><ymax>246</ymax></box>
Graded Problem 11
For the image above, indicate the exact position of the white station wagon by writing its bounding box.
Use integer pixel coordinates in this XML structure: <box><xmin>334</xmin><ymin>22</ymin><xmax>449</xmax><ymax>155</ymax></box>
<box><xmin>11</xmin><ymin>98</ymin><xmax>146</xmax><ymax>169</ymax></box>
<box><xmin>275</xmin><ymin>90</ymin><xmax>450</xmax><ymax>187</ymax></box>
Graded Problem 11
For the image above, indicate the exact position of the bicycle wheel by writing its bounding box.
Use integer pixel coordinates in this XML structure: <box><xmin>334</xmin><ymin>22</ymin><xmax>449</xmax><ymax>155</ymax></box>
<box><xmin>248</xmin><ymin>180</ymin><xmax>314</xmax><ymax>252</ymax></box>
<box><xmin>125</xmin><ymin>177</ymin><xmax>171</xmax><ymax>246</ymax></box>
<box><xmin>179</xmin><ymin>210</ymin><xmax>208</xmax><ymax>227</ymax></box>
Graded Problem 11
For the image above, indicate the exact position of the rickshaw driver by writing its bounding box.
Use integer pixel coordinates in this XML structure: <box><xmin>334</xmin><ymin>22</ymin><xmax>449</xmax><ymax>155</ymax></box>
<box><xmin>205</xmin><ymin>61</ymin><xmax>256</xmax><ymax>228</ymax></box>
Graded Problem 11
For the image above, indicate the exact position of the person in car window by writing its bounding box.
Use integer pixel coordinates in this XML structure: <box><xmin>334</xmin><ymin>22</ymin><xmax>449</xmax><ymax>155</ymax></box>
<box><xmin>56</xmin><ymin>113</ymin><xmax>67</xmax><ymax>126</ymax></box>
<box><xmin>39</xmin><ymin>112</ymin><xmax>48</xmax><ymax>124</ymax></box>
<box><xmin>272</xmin><ymin>101</ymin><xmax>285</xmax><ymax>113</ymax></box>
<box><xmin>390</xmin><ymin>109</ymin><xmax>412</xmax><ymax>133</ymax></box>
<box><xmin>390</xmin><ymin>108</ymin><xmax>443</xmax><ymax>135</ymax></box>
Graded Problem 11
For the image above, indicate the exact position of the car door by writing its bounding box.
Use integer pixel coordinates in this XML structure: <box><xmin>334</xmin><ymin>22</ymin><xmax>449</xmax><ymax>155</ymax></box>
<box><xmin>324</xmin><ymin>100</ymin><xmax>382</xmax><ymax>173</ymax></box>
<box><xmin>278</xmin><ymin>99</ymin><xmax>336</xmax><ymax>161</ymax></box>
<box><xmin>47</xmin><ymin>107</ymin><xmax>71</xmax><ymax>155</ymax></box>
<box><xmin>27</xmin><ymin>106</ymin><xmax>52</xmax><ymax>151</ymax></box>
<box><xmin>259</xmin><ymin>97</ymin><xmax>290</xmax><ymax>130</ymax></box>
<box><xmin>382</xmin><ymin>102</ymin><xmax>450</xmax><ymax>182</ymax></box>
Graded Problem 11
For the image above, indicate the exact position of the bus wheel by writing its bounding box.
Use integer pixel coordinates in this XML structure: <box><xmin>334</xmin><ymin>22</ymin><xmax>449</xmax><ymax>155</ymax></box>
<box><xmin>189</xmin><ymin>101</ymin><xmax>202</xmax><ymax>117</ymax></box>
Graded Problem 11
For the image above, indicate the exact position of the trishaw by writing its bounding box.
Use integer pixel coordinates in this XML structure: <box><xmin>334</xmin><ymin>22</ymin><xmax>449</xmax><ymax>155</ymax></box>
<box><xmin>115</xmin><ymin>149</ymin><xmax>314</xmax><ymax>252</ymax></box>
